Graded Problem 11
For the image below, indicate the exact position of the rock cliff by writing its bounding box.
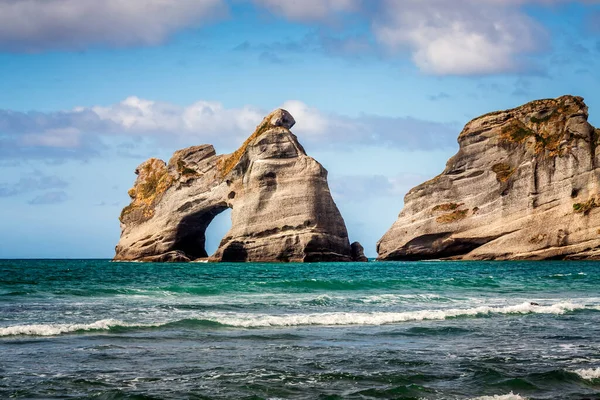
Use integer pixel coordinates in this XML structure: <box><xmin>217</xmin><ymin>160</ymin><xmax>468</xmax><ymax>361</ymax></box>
<box><xmin>378</xmin><ymin>95</ymin><xmax>600</xmax><ymax>261</ymax></box>
<box><xmin>115</xmin><ymin>109</ymin><xmax>358</xmax><ymax>262</ymax></box>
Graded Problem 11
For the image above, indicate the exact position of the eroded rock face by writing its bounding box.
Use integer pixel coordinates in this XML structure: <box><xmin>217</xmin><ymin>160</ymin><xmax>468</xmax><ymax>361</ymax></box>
<box><xmin>378</xmin><ymin>95</ymin><xmax>600</xmax><ymax>261</ymax></box>
<box><xmin>115</xmin><ymin>109</ymin><xmax>358</xmax><ymax>262</ymax></box>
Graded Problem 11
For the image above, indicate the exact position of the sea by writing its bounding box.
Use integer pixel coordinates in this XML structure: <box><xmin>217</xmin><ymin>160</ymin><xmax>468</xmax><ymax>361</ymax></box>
<box><xmin>1</xmin><ymin>260</ymin><xmax>599</xmax><ymax>400</ymax></box>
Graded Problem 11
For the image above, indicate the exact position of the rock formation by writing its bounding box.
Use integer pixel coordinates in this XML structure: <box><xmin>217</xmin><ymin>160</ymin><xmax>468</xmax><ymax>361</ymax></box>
<box><xmin>378</xmin><ymin>95</ymin><xmax>600</xmax><ymax>260</ymax></box>
<box><xmin>115</xmin><ymin>109</ymin><xmax>360</xmax><ymax>262</ymax></box>
<box><xmin>351</xmin><ymin>242</ymin><xmax>369</xmax><ymax>262</ymax></box>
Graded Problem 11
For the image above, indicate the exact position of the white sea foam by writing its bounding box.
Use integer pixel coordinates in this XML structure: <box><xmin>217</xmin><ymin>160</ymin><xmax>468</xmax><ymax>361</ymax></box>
<box><xmin>206</xmin><ymin>301</ymin><xmax>592</xmax><ymax>328</ymax></box>
<box><xmin>0</xmin><ymin>319</ymin><xmax>135</xmax><ymax>337</ymax></box>
<box><xmin>472</xmin><ymin>393</ymin><xmax>527</xmax><ymax>400</ymax></box>
<box><xmin>573</xmin><ymin>367</ymin><xmax>600</xmax><ymax>380</ymax></box>
<box><xmin>1</xmin><ymin>301</ymin><xmax>596</xmax><ymax>336</ymax></box>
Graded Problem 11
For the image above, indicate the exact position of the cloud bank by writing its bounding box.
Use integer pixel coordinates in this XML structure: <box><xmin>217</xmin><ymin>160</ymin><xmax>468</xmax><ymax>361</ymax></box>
<box><xmin>0</xmin><ymin>0</ymin><xmax>597</xmax><ymax>74</ymax></box>
<box><xmin>0</xmin><ymin>97</ymin><xmax>458</xmax><ymax>161</ymax></box>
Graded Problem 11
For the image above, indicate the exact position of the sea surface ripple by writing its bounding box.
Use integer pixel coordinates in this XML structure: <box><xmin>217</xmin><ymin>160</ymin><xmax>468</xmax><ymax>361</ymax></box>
<box><xmin>1</xmin><ymin>260</ymin><xmax>599</xmax><ymax>399</ymax></box>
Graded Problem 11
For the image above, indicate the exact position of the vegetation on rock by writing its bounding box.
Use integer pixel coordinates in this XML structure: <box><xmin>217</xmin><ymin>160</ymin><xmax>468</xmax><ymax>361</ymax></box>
<box><xmin>119</xmin><ymin>160</ymin><xmax>174</xmax><ymax>223</ymax></box>
<box><xmin>491</xmin><ymin>163</ymin><xmax>515</xmax><ymax>182</ymax></box>
<box><xmin>436</xmin><ymin>209</ymin><xmax>468</xmax><ymax>224</ymax></box>
<box><xmin>573</xmin><ymin>197</ymin><xmax>599</xmax><ymax>215</ymax></box>
<box><xmin>500</xmin><ymin>120</ymin><xmax>535</xmax><ymax>144</ymax></box>
<box><xmin>432</xmin><ymin>203</ymin><xmax>463</xmax><ymax>212</ymax></box>
<box><xmin>499</xmin><ymin>116</ymin><xmax>564</xmax><ymax>156</ymax></box>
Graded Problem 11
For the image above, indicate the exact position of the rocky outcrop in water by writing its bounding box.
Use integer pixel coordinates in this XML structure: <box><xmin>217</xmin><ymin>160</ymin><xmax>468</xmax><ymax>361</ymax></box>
<box><xmin>378</xmin><ymin>95</ymin><xmax>600</xmax><ymax>261</ymax></box>
<box><xmin>351</xmin><ymin>242</ymin><xmax>368</xmax><ymax>262</ymax></box>
<box><xmin>115</xmin><ymin>109</ymin><xmax>360</xmax><ymax>262</ymax></box>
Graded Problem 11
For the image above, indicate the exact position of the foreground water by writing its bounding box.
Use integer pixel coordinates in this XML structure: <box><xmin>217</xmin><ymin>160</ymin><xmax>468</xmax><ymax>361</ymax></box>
<box><xmin>1</xmin><ymin>260</ymin><xmax>599</xmax><ymax>399</ymax></box>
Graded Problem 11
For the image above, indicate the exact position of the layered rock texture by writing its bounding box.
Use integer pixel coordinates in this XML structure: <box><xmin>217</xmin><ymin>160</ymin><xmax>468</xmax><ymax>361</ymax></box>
<box><xmin>378</xmin><ymin>95</ymin><xmax>600</xmax><ymax>260</ymax></box>
<box><xmin>115</xmin><ymin>109</ymin><xmax>358</xmax><ymax>262</ymax></box>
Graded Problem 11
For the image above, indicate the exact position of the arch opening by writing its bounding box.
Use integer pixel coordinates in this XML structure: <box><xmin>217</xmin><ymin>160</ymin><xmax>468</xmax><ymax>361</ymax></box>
<box><xmin>173</xmin><ymin>205</ymin><xmax>231</xmax><ymax>259</ymax></box>
<box><xmin>205</xmin><ymin>208</ymin><xmax>233</xmax><ymax>256</ymax></box>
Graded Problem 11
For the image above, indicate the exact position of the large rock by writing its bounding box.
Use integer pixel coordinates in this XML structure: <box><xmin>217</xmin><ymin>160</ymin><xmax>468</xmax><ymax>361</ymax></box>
<box><xmin>114</xmin><ymin>109</ymin><xmax>358</xmax><ymax>262</ymax></box>
<box><xmin>377</xmin><ymin>95</ymin><xmax>600</xmax><ymax>261</ymax></box>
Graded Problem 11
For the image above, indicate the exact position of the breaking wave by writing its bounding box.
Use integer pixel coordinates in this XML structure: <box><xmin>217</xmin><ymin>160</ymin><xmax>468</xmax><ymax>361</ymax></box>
<box><xmin>1</xmin><ymin>301</ymin><xmax>597</xmax><ymax>337</ymax></box>
<box><xmin>572</xmin><ymin>367</ymin><xmax>600</xmax><ymax>380</ymax></box>
<box><xmin>472</xmin><ymin>393</ymin><xmax>527</xmax><ymax>400</ymax></box>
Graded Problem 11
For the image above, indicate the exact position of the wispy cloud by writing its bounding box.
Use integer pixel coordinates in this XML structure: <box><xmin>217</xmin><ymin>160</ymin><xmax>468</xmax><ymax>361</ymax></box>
<box><xmin>0</xmin><ymin>171</ymin><xmax>68</xmax><ymax>197</ymax></box>
<box><xmin>0</xmin><ymin>171</ymin><xmax>69</xmax><ymax>205</ymax></box>
<box><xmin>429</xmin><ymin>92</ymin><xmax>452</xmax><ymax>102</ymax></box>
<box><xmin>28</xmin><ymin>191</ymin><xmax>68</xmax><ymax>205</ymax></box>
<box><xmin>253</xmin><ymin>0</ymin><xmax>361</xmax><ymax>22</ymax></box>
<box><xmin>258</xmin><ymin>51</ymin><xmax>288</xmax><ymax>65</ymax></box>
<box><xmin>330</xmin><ymin>173</ymin><xmax>431</xmax><ymax>202</ymax></box>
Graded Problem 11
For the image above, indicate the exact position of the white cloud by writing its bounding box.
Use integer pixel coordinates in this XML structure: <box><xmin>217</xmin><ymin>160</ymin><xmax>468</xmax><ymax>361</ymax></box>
<box><xmin>90</xmin><ymin>96</ymin><xmax>264</xmax><ymax>143</ymax></box>
<box><xmin>280</xmin><ymin>100</ymin><xmax>333</xmax><ymax>136</ymax></box>
<box><xmin>0</xmin><ymin>0</ymin><xmax>226</xmax><ymax>51</ymax></box>
<box><xmin>281</xmin><ymin>100</ymin><xmax>457</xmax><ymax>150</ymax></box>
<box><xmin>0</xmin><ymin>97</ymin><xmax>457</xmax><ymax>160</ymax></box>
<box><xmin>372</xmin><ymin>0</ymin><xmax>547</xmax><ymax>75</ymax></box>
<box><xmin>253</xmin><ymin>0</ymin><xmax>360</xmax><ymax>21</ymax></box>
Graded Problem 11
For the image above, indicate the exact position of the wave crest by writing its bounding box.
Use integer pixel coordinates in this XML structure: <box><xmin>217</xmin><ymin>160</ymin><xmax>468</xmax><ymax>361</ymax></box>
<box><xmin>0</xmin><ymin>319</ymin><xmax>131</xmax><ymax>337</ymax></box>
<box><xmin>573</xmin><ymin>367</ymin><xmax>600</xmax><ymax>380</ymax></box>
<box><xmin>209</xmin><ymin>301</ymin><xmax>593</xmax><ymax>328</ymax></box>
<box><xmin>1</xmin><ymin>301</ymin><xmax>596</xmax><ymax>336</ymax></box>
<box><xmin>472</xmin><ymin>393</ymin><xmax>527</xmax><ymax>400</ymax></box>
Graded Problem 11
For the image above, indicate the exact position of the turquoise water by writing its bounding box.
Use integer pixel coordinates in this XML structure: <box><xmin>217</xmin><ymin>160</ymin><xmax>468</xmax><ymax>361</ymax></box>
<box><xmin>1</xmin><ymin>260</ymin><xmax>600</xmax><ymax>399</ymax></box>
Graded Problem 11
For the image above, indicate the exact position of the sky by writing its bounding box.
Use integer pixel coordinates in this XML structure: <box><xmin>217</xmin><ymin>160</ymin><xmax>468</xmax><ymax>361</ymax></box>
<box><xmin>0</xmin><ymin>0</ymin><xmax>599</xmax><ymax>259</ymax></box>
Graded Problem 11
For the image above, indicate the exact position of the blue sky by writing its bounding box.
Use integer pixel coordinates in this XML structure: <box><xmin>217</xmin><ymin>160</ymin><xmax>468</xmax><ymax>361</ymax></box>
<box><xmin>0</xmin><ymin>0</ymin><xmax>599</xmax><ymax>258</ymax></box>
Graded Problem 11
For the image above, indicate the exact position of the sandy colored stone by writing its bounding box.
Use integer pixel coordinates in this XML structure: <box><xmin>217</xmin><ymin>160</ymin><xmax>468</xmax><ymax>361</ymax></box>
<box><xmin>377</xmin><ymin>95</ymin><xmax>600</xmax><ymax>261</ymax></box>
<box><xmin>114</xmin><ymin>109</ymin><xmax>359</xmax><ymax>262</ymax></box>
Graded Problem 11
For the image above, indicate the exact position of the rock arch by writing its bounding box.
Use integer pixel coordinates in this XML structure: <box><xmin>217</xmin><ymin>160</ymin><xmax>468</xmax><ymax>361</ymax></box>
<box><xmin>114</xmin><ymin>109</ymin><xmax>365</xmax><ymax>263</ymax></box>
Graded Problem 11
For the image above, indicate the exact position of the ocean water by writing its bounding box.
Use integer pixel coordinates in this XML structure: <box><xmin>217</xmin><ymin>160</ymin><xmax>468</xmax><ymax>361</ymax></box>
<box><xmin>1</xmin><ymin>260</ymin><xmax>599</xmax><ymax>400</ymax></box>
